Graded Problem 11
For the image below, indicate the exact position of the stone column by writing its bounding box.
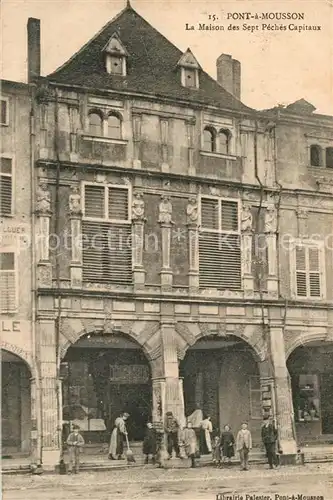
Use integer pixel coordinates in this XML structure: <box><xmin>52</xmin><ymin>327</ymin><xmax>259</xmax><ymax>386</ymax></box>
<box><xmin>241</xmin><ymin>204</ymin><xmax>254</xmax><ymax>296</ymax></box>
<box><xmin>265</xmin><ymin>205</ymin><xmax>278</xmax><ymax>296</ymax></box>
<box><xmin>39</xmin><ymin>103</ymin><xmax>48</xmax><ymax>159</ymax></box>
<box><xmin>68</xmin><ymin>185</ymin><xmax>83</xmax><ymax>288</ymax></box>
<box><xmin>131</xmin><ymin>192</ymin><xmax>146</xmax><ymax>289</ymax></box>
<box><xmin>158</xmin><ymin>196</ymin><xmax>173</xmax><ymax>291</ymax></box>
<box><xmin>269</xmin><ymin>323</ymin><xmax>297</xmax><ymax>455</ymax></box>
<box><xmin>36</xmin><ymin>180</ymin><xmax>52</xmax><ymax>287</ymax></box>
<box><xmin>186</xmin><ymin>196</ymin><xmax>199</xmax><ymax>293</ymax></box>
<box><xmin>37</xmin><ymin>319</ymin><xmax>61</xmax><ymax>467</ymax></box>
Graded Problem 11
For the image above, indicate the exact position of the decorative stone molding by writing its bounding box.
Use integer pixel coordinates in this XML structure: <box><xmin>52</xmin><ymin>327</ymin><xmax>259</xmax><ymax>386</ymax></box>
<box><xmin>284</xmin><ymin>329</ymin><xmax>328</xmax><ymax>359</ymax></box>
<box><xmin>296</xmin><ymin>208</ymin><xmax>308</xmax><ymax>238</ymax></box>
<box><xmin>36</xmin><ymin>181</ymin><xmax>52</xmax><ymax>216</ymax></box>
<box><xmin>158</xmin><ymin>195</ymin><xmax>174</xmax><ymax>290</ymax></box>
<box><xmin>241</xmin><ymin>204</ymin><xmax>253</xmax><ymax>232</ymax></box>
<box><xmin>264</xmin><ymin>205</ymin><xmax>278</xmax><ymax>234</ymax></box>
<box><xmin>0</xmin><ymin>340</ymin><xmax>34</xmax><ymax>373</ymax></box>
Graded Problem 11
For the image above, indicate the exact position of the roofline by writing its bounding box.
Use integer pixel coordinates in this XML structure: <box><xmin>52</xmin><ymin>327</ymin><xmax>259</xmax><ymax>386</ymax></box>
<box><xmin>46</xmin><ymin>79</ymin><xmax>257</xmax><ymax>118</ymax></box>
<box><xmin>47</xmin><ymin>4</ymin><xmax>132</xmax><ymax>76</ymax></box>
<box><xmin>0</xmin><ymin>79</ymin><xmax>30</xmax><ymax>92</ymax></box>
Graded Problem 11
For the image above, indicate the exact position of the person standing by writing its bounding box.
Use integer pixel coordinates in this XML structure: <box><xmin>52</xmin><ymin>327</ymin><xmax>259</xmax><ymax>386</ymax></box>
<box><xmin>143</xmin><ymin>422</ymin><xmax>157</xmax><ymax>464</ymax></box>
<box><xmin>108</xmin><ymin>412</ymin><xmax>130</xmax><ymax>460</ymax></box>
<box><xmin>164</xmin><ymin>411</ymin><xmax>180</xmax><ymax>459</ymax></box>
<box><xmin>236</xmin><ymin>422</ymin><xmax>252</xmax><ymax>471</ymax></box>
<box><xmin>261</xmin><ymin>415</ymin><xmax>278</xmax><ymax>469</ymax></box>
<box><xmin>66</xmin><ymin>424</ymin><xmax>85</xmax><ymax>474</ymax></box>
<box><xmin>187</xmin><ymin>405</ymin><xmax>203</xmax><ymax>457</ymax></box>
<box><xmin>182</xmin><ymin>421</ymin><xmax>198</xmax><ymax>468</ymax></box>
<box><xmin>199</xmin><ymin>415</ymin><xmax>213</xmax><ymax>455</ymax></box>
<box><xmin>220</xmin><ymin>424</ymin><xmax>235</xmax><ymax>465</ymax></box>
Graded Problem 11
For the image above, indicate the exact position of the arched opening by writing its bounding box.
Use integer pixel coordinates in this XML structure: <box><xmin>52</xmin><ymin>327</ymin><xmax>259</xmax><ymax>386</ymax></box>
<box><xmin>180</xmin><ymin>335</ymin><xmax>262</xmax><ymax>443</ymax></box>
<box><xmin>107</xmin><ymin>113</ymin><xmax>122</xmax><ymax>139</ymax></box>
<box><xmin>287</xmin><ymin>340</ymin><xmax>333</xmax><ymax>444</ymax></box>
<box><xmin>88</xmin><ymin>111</ymin><xmax>103</xmax><ymax>136</ymax></box>
<box><xmin>61</xmin><ymin>331</ymin><xmax>152</xmax><ymax>446</ymax></box>
<box><xmin>1</xmin><ymin>350</ymin><xmax>31</xmax><ymax>455</ymax></box>
<box><xmin>203</xmin><ymin>126</ymin><xmax>216</xmax><ymax>152</ymax></box>
<box><xmin>218</xmin><ymin>129</ymin><xmax>231</xmax><ymax>155</ymax></box>
<box><xmin>310</xmin><ymin>145</ymin><xmax>322</xmax><ymax>167</ymax></box>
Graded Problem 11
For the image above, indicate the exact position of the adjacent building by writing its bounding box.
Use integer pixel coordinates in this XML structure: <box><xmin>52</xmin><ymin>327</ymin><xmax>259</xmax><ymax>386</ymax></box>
<box><xmin>1</xmin><ymin>3</ymin><xmax>332</xmax><ymax>466</ymax></box>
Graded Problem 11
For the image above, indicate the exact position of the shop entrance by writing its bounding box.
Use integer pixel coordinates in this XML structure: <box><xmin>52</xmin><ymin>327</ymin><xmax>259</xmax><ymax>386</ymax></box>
<box><xmin>180</xmin><ymin>335</ymin><xmax>262</xmax><ymax>443</ymax></box>
<box><xmin>1</xmin><ymin>350</ymin><xmax>31</xmax><ymax>455</ymax></box>
<box><xmin>287</xmin><ymin>341</ymin><xmax>333</xmax><ymax>442</ymax></box>
<box><xmin>61</xmin><ymin>332</ymin><xmax>152</xmax><ymax>444</ymax></box>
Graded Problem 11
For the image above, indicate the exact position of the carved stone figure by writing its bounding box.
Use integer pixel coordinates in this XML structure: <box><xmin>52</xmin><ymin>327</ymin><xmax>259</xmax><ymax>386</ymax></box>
<box><xmin>36</xmin><ymin>182</ymin><xmax>51</xmax><ymax>214</ymax></box>
<box><xmin>265</xmin><ymin>205</ymin><xmax>278</xmax><ymax>233</ymax></box>
<box><xmin>158</xmin><ymin>195</ymin><xmax>173</xmax><ymax>224</ymax></box>
<box><xmin>69</xmin><ymin>186</ymin><xmax>81</xmax><ymax>215</ymax></box>
<box><xmin>186</xmin><ymin>196</ymin><xmax>198</xmax><ymax>224</ymax></box>
<box><xmin>241</xmin><ymin>204</ymin><xmax>253</xmax><ymax>232</ymax></box>
<box><xmin>132</xmin><ymin>192</ymin><xmax>145</xmax><ymax>221</ymax></box>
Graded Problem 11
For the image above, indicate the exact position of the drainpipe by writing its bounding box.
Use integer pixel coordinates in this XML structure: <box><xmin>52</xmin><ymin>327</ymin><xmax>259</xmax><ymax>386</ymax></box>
<box><xmin>53</xmin><ymin>88</ymin><xmax>63</xmax><ymax>463</ymax></box>
<box><xmin>29</xmin><ymin>83</ymin><xmax>43</xmax><ymax>473</ymax></box>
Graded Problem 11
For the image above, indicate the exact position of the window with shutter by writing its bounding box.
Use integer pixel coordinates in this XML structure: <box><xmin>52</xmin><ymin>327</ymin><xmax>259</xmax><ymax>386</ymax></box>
<box><xmin>294</xmin><ymin>243</ymin><xmax>323</xmax><ymax>299</ymax></box>
<box><xmin>82</xmin><ymin>183</ymin><xmax>131</xmax><ymax>284</ymax></box>
<box><xmin>0</xmin><ymin>252</ymin><xmax>17</xmax><ymax>312</ymax></box>
<box><xmin>199</xmin><ymin>197</ymin><xmax>241</xmax><ymax>289</ymax></box>
<box><xmin>1</xmin><ymin>98</ymin><xmax>9</xmax><ymax>126</ymax></box>
<box><xmin>0</xmin><ymin>157</ymin><xmax>13</xmax><ymax>216</ymax></box>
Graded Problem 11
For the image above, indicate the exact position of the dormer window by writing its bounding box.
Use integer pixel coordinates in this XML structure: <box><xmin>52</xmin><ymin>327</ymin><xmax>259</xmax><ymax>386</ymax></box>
<box><xmin>107</xmin><ymin>112</ymin><xmax>122</xmax><ymax>139</ymax></box>
<box><xmin>219</xmin><ymin>129</ymin><xmax>231</xmax><ymax>155</ymax></box>
<box><xmin>102</xmin><ymin>33</ymin><xmax>129</xmax><ymax>76</ymax></box>
<box><xmin>177</xmin><ymin>48</ymin><xmax>200</xmax><ymax>89</ymax></box>
<box><xmin>203</xmin><ymin>127</ymin><xmax>216</xmax><ymax>152</ymax></box>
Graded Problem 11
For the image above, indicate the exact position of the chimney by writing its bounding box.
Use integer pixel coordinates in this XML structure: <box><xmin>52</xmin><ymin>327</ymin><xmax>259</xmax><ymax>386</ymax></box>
<box><xmin>27</xmin><ymin>18</ymin><xmax>41</xmax><ymax>83</ymax></box>
<box><xmin>216</xmin><ymin>54</ymin><xmax>241</xmax><ymax>100</ymax></box>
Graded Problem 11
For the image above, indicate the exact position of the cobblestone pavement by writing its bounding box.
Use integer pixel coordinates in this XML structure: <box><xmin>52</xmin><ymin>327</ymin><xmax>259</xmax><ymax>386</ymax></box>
<box><xmin>3</xmin><ymin>463</ymin><xmax>333</xmax><ymax>500</ymax></box>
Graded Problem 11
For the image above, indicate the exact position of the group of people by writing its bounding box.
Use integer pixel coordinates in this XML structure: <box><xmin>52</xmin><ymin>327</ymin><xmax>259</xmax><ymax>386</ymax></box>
<box><xmin>65</xmin><ymin>409</ymin><xmax>279</xmax><ymax>474</ymax></box>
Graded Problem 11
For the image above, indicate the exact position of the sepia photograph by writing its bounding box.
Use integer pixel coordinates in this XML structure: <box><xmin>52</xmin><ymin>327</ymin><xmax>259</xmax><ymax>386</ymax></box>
<box><xmin>1</xmin><ymin>0</ymin><xmax>333</xmax><ymax>499</ymax></box>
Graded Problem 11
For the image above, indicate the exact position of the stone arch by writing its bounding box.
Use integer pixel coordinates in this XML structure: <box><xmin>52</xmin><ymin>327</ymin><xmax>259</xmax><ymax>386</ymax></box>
<box><xmin>175</xmin><ymin>321</ymin><xmax>267</xmax><ymax>362</ymax></box>
<box><xmin>0</xmin><ymin>341</ymin><xmax>34</xmax><ymax>374</ymax></box>
<box><xmin>285</xmin><ymin>330</ymin><xmax>328</xmax><ymax>360</ymax></box>
<box><xmin>59</xmin><ymin>317</ymin><xmax>161</xmax><ymax>368</ymax></box>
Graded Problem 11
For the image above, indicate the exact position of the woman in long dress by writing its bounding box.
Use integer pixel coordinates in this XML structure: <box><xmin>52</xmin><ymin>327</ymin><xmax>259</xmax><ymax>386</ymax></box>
<box><xmin>220</xmin><ymin>424</ymin><xmax>235</xmax><ymax>465</ymax></box>
<box><xmin>199</xmin><ymin>415</ymin><xmax>213</xmax><ymax>455</ymax></box>
<box><xmin>108</xmin><ymin>412</ymin><xmax>129</xmax><ymax>460</ymax></box>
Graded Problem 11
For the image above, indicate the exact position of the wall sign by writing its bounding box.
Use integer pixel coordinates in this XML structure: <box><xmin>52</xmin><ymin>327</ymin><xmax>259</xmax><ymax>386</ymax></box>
<box><xmin>109</xmin><ymin>364</ymin><xmax>149</xmax><ymax>384</ymax></box>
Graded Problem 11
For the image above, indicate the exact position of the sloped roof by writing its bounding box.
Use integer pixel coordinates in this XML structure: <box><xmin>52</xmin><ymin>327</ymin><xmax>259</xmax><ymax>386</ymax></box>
<box><xmin>48</xmin><ymin>5</ymin><xmax>252</xmax><ymax>113</ymax></box>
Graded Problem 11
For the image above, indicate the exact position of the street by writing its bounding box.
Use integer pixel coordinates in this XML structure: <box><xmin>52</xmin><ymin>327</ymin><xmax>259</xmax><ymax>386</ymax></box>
<box><xmin>2</xmin><ymin>463</ymin><xmax>333</xmax><ymax>500</ymax></box>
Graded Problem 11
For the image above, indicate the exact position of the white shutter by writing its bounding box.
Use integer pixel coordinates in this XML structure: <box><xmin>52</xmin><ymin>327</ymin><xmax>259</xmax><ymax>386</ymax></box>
<box><xmin>221</xmin><ymin>200</ymin><xmax>238</xmax><ymax>231</ymax></box>
<box><xmin>200</xmin><ymin>198</ymin><xmax>219</xmax><ymax>229</ymax></box>
<box><xmin>308</xmin><ymin>247</ymin><xmax>321</xmax><ymax>297</ymax></box>
<box><xmin>295</xmin><ymin>245</ymin><xmax>307</xmax><ymax>297</ymax></box>
<box><xmin>108</xmin><ymin>187</ymin><xmax>129</xmax><ymax>221</ymax></box>
<box><xmin>0</xmin><ymin>158</ymin><xmax>12</xmax><ymax>216</ymax></box>
<box><xmin>84</xmin><ymin>185</ymin><xmax>105</xmax><ymax>218</ymax></box>
<box><xmin>0</xmin><ymin>252</ymin><xmax>16</xmax><ymax>312</ymax></box>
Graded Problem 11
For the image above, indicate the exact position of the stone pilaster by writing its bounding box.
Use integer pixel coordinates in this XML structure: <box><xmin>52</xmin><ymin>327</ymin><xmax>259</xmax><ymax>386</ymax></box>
<box><xmin>68</xmin><ymin>106</ymin><xmax>79</xmax><ymax>162</ymax></box>
<box><xmin>132</xmin><ymin>114</ymin><xmax>142</xmax><ymax>169</ymax></box>
<box><xmin>36</xmin><ymin>181</ymin><xmax>52</xmax><ymax>288</ymax></box>
<box><xmin>186</xmin><ymin>121</ymin><xmax>195</xmax><ymax>176</ymax></box>
<box><xmin>265</xmin><ymin>205</ymin><xmax>278</xmax><ymax>295</ymax></box>
<box><xmin>37</xmin><ymin>320</ymin><xmax>61</xmax><ymax>466</ymax></box>
<box><xmin>132</xmin><ymin>220</ymin><xmax>145</xmax><ymax>289</ymax></box>
<box><xmin>269</xmin><ymin>323</ymin><xmax>297</xmax><ymax>455</ymax></box>
<box><xmin>160</xmin><ymin>223</ymin><xmax>173</xmax><ymax>290</ymax></box>
<box><xmin>241</xmin><ymin>229</ymin><xmax>254</xmax><ymax>295</ymax></box>
<box><xmin>68</xmin><ymin>185</ymin><xmax>83</xmax><ymax>288</ymax></box>
<box><xmin>188</xmin><ymin>222</ymin><xmax>199</xmax><ymax>293</ymax></box>
<box><xmin>296</xmin><ymin>208</ymin><xmax>308</xmax><ymax>238</ymax></box>
<box><xmin>160</xmin><ymin>119</ymin><xmax>169</xmax><ymax>172</ymax></box>
<box><xmin>39</xmin><ymin>103</ymin><xmax>48</xmax><ymax>159</ymax></box>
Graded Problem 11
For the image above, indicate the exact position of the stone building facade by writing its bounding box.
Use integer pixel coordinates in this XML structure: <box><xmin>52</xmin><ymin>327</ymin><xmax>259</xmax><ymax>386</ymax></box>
<box><xmin>1</xmin><ymin>80</ymin><xmax>35</xmax><ymax>455</ymax></box>
<box><xmin>1</xmin><ymin>4</ymin><xmax>333</xmax><ymax>466</ymax></box>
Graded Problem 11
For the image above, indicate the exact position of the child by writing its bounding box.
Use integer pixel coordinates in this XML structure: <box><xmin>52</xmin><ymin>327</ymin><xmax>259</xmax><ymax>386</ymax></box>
<box><xmin>142</xmin><ymin>422</ymin><xmax>157</xmax><ymax>464</ymax></box>
<box><xmin>236</xmin><ymin>422</ymin><xmax>252</xmax><ymax>471</ymax></box>
<box><xmin>66</xmin><ymin>424</ymin><xmax>85</xmax><ymax>474</ymax></box>
<box><xmin>182</xmin><ymin>421</ymin><xmax>198</xmax><ymax>468</ymax></box>
<box><xmin>220</xmin><ymin>424</ymin><xmax>235</xmax><ymax>466</ymax></box>
<box><xmin>212</xmin><ymin>433</ymin><xmax>221</xmax><ymax>467</ymax></box>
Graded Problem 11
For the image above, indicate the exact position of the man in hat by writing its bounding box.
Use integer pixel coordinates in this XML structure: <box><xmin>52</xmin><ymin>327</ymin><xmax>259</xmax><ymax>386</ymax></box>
<box><xmin>261</xmin><ymin>415</ymin><xmax>278</xmax><ymax>469</ymax></box>
<box><xmin>66</xmin><ymin>424</ymin><xmax>85</xmax><ymax>474</ymax></box>
<box><xmin>109</xmin><ymin>412</ymin><xmax>130</xmax><ymax>460</ymax></box>
<box><xmin>164</xmin><ymin>411</ymin><xmax>180</xmax><ymax>459</ymax></box>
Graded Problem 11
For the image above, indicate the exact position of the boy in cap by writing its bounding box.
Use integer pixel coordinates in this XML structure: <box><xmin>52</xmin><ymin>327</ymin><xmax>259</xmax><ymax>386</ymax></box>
<box><xmin>66</xmin><ymin>424</ymin><xmax>85</xmax><ymax>474</ymax></box>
